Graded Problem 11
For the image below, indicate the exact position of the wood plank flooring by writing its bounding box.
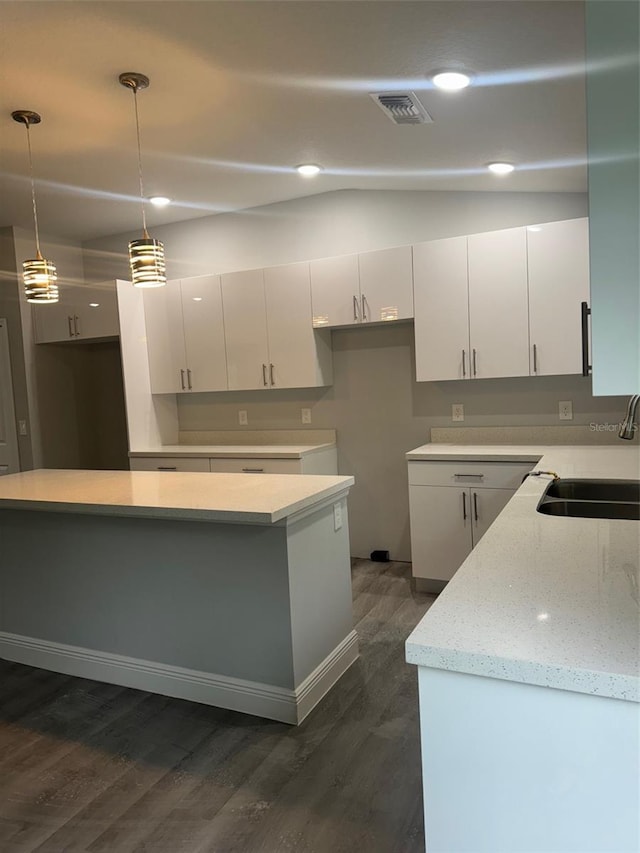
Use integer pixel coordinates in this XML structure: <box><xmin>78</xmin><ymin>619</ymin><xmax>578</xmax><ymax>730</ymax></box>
<box><xmin>0</xmin><ymin>560</ymin><xmax>434</xmax><ymax>853</ymax></box>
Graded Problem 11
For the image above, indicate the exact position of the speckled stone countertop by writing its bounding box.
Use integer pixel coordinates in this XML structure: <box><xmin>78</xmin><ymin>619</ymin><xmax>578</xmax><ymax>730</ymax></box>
<box><xmin>405</xmin><ymin>445</ymin><xmax>640</xmax><ymax>702</ymax></box>
<box><xmin>0</xmin><ymin>469</ymin><xmax>354</xmax><ymax>525</ymax></box>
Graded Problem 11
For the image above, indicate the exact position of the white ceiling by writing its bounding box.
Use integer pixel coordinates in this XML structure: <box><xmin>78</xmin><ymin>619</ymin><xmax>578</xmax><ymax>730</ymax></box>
<box><xmin>1</xmin><ymin>1</ymin><xmax>587</xmax><ymax>242</ymax></box>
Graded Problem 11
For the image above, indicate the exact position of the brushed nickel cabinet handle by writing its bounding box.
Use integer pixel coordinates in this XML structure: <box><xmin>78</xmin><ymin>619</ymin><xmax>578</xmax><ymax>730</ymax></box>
<box><xmin>157</xmin><ymin>466</ymin><xmax>177</xmax><ymax>471</ymax></box>
<box><xmin>269</xmin><ymin>363</ymin><xmax>275</xmax><ymax>386</ymax></box>
<box><xmin>68</xmin><ymin>316</ymin><xmax>74</xmax><ymax>338</ymax></box>
<box><xmin>533</xmin><ymin>343</ymin><xmax>538</xmax><ymax>374</ymax></box>
<box><xmin>353</xmin><ymin>294</ymin><xmax>360</xmax><ymax>322</ymax></box>
<box><xmin>187</xmin><ymin>368</ymin><xmax>193</xmax><ymax>390</ymax></box>
<box><xmin>581</xmin><ymin>301</ymin><xmax>592</xmax><ymax>376</ymax></box>
<box><xmin>462</xmin><ymin>491</ymin><xmax>467</xmax><ymax>521</ymax></box>
<box><xmin>180</xmin><ymin>369</ymin><xmax>185</xmax><ymax>390</ymax></box>
<box><xmin>74</xmin><ymin>315</ymin><xmax>80</xmax><ymax>337</ymax></box>
<box><xmin>361</xmin><ymin>293</ymin><xmax>367</xmax><ymax>322</ymax></box>
<box><xmin>455</xmin><ymin>473</ymin><xmax>484</xmax><ymax>481</ymax></box>
<box><xmin>473</xmin><ymin>492</ymin><xmax>479</xmax><ymax>523</ymax></box>
<box><xmin>462</xmin><ymin>349</ymin><xmax>467</xmax><ymax>377</ymax></box>
<box><xmin>472</xmin><ymin>348</ymin><xmax>477</xmax><ymax>377</ymax></box>
<box><xmin>242</xmin><ymin>467</ymin><xmax>265</xmax><ymax>473</ymax></box>
<box><xmin>262</xmin><ymin>363</ymin><xmax>268</xmax><ymax>386</ymax></box>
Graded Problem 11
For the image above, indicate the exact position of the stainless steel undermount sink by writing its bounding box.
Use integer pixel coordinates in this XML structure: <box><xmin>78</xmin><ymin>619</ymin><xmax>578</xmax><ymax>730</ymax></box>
<box><xmin>537</xmin><ymin>478</ymin><xmax>640</xmax><ymax>521</ymax></box>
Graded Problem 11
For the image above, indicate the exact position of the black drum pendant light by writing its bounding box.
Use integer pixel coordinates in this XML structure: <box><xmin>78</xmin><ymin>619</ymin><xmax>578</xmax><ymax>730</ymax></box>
<box><xmin>119</xmin><ymin>72</ymin><xmax>166</xmax><ymax>288</ymax></box>
<box><xmin>11</xmin><ymin>110</ymin><xmax>59</xmax><ymax>304</ymax></box>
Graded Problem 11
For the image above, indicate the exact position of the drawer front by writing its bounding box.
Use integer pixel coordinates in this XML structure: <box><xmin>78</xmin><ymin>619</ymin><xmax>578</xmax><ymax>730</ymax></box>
<box><xmin>209</xmin><ymin>458</ymin><xmax>302</xmax><ymax>474</ymax></box>
<box><xmin>129</xmin><ymin>457</ymin><xmax>211</xmax><ymax>472</ymax></box>
<box><xmin>408</xmin><ymin>460</ymin><xmax>533</xmax><ymax>490</ymax></box>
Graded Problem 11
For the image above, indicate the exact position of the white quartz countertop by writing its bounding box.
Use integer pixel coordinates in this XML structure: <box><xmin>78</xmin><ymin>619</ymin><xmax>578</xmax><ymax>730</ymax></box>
<box><xmin>405</xmin><ymin>445</ymin><xmax>640</xmax><ymax>702</ymax></box>
<box><xmin>0</xmin><ymin>469</ymin><xmax>354</xmax><ymax>525</ymax></box>
<box><xmin>407</xmin><ymin>443</ymin><xmax>547</xmax><ymax>462</ymax></box>
<box><xmin>129</xmin><ymin>443</ymin><xmax>335</xmax><ymax>459</ymax></box>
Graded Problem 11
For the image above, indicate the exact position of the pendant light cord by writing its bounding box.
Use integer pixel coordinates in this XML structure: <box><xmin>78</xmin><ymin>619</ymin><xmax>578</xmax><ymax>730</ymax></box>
<box><xmin>24</xmin><ymin>122</ymin><xmax>42</xmax><ymax>257</ymax></box>
<box><xmin>131</xmin><ymin>87</ymin><xmax>148</xmax><ymax>236</ymax></box>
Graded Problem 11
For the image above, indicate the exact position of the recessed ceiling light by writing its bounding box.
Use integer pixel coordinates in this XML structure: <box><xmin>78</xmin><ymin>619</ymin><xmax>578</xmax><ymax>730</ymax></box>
<box><xmin>149</xmin><ymin>196</ymin><xmax>171</xmax><ymax>207</ymax></box>
<box><xmin>431</xmin><ymin>71</ymin><xmax>472</xmax><ymax>92</ymax></box>
<box><xmin>527</xmin><ymin>225</ymin><xmax>543</xmax><ymax>232</ymax></box>
<box><xmin>487</xmin><ymin>162</ymin><xmax>515</xmax><ymax>175</ymax></box>
<box><xmin>296</xmin><ymin>164</ymin><xmax>322</xmax><ymax>177</ymax></box>
<box><xmin>89</xmin><ymin>302</ymin><xmax>100</xmax><ymax>308</ymax></box>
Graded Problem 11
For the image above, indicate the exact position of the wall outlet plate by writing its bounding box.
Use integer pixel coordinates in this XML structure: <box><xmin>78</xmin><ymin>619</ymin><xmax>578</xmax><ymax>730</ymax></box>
<box><xmin>452</xmin><ymin>403</ymin><xmax>464</xmax><ymax>422</ymax></box>
<box><xmin>333</xmin><ymin>502</ymin><xmax>343</xmax><ymax>531</ymax></box>
<box><xmin>18</xmin><ymin>420</ymin><xmax>27</xmax><ymax>436</ymax></box>
<box><xmin>301</xmin><ymin>408</ymin><xmax>312</xmax><ymax>424</ymax></box>
<box><xmin>238</xmin><ymin>410</ymin><xmax>248</xmax><ymax>425</ymax></box>
<box><xmin>559</xmin><ymin>400</ymin><xmax>573</xmax><ymax>421</ymax></box>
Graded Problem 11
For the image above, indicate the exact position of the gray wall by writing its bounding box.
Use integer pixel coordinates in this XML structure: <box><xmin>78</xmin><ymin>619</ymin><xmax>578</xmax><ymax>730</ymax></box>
<box><xmin>83</xmin><ymin>189</ymin><xmax>629</xmax><ymax>560</ymax></box>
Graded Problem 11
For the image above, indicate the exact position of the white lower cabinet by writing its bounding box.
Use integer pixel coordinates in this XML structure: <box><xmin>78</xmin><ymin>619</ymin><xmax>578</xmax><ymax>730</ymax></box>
<box><xmin>129</xmin><ymin>457</ymin><xmax>211</xmax><ymax>472</ymax></box>
<box><xmin>130</xmin><ymin>451</ymin><xmax>337</xmax><ymax>475</ymax></box>
<box><xmin>408</xmin><ymin>460</ymin><xmax>533</xmax><ymax>583</ymax></box>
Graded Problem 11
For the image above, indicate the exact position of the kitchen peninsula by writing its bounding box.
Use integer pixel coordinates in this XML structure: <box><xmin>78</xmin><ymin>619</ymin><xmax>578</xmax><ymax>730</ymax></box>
<box><xmin>406</xmin><ymin>445</ymin><xmax>640</xmax><ymax>852</ymax></box>
<box><xmin>0</xmin><ymin>469</ymin><xmax>357</xmax><ymax>724</ymax></box>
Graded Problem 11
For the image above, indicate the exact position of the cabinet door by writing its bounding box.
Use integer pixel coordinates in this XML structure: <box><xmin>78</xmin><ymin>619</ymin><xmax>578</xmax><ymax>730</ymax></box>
<box><xmin>75</xmin><ymin>281</ymin><xmax>120</xmax><ymax>340</ymax></box>
<box><xmin>468</xmin><ymin>228</ymin><xmax>530</xmax><ymax>379</ymax></box>
<box><xmin>143</xmin><ymin>280</ymin><xmax>187</xmax><ymax>394</ymax></box>
<box><xmin>471</xmin><ymin>488</ymin><xmax>514</xmax><ymax>547</ymax></box>
<box><xmin>358</xmin><ymin>246</ymin><xmax>413</xmax><ymax>323</ymax></box>
<box><xmin>221</xmin><ymin>269</ymin><xmax>269</xmax><ymax>390</ymax></box>
<box><xmin>264</xmin><ymin>262</ymin><xmax>326</xmax><ymax>389</ymax></box>
<box><xmin>413</xmin><ymin>237</ymin><xmax>470</xmax><ymax>381</ymax></box>
<box><xmin>33</xmin><ymin>284</ymin><xmax>78</xmax><ymax>343</ymax></box>
<box><xmin>180</xmin><ymin>275</ymin><xmax>228</xmax><ymax>392</ymax></box>
<box><xmin>309</xmin><ymin>254</ymin><xmax>360</xmax><ymax>328</ymax></box>
<box><xmin>527</xmin><ymin>219</ymin><xmax>590</xmax><ymax>377</ymax></box>
<box><xmin>409</xmin><ymin>485</ymin><xmax>473</xmax><ymax>581</ymax></box>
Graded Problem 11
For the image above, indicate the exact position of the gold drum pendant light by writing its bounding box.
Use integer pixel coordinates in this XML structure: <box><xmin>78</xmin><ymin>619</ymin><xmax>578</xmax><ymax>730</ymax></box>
<box><xmin>119</xmin><ymin>72</ymin><xmax>166</xmax><ymax>288</ymax></box>
<box><xmin>11</xmin><ymin>110</ymin><xmax>59</xmax><ymax>304</ymax></box>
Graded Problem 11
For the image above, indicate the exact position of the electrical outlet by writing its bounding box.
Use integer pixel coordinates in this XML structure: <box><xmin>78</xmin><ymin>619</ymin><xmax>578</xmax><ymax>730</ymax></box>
<box><xmin>18</xmin><ymin>420</ymin><xmax>27</xmax><ymax>436</ymax></box>
<box><xmin>333</xmin><ymin>502</ymin><xmax>343</xmax><ymax>531</ymax></box>
<box><xmin>301</xmin><ymin>408</ymin><xmax>312</xmax><ymax>424</ymax></box>
<box><xmin>559</xmin><ymin>400</ymin><xmax>573</xmax><ymax>421</ymax></box>
<box><xmin>452</xmin><ymin>404</ymin><xmax>465</xmax><ymax>422</ymax></box>
<box><xmin>238</xmin><ymin>410</ymin><xmax>248</xmax><ymax>425</ymax></box>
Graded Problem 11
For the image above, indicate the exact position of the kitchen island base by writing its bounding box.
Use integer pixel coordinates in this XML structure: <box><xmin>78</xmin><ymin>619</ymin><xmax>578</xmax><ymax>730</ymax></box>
<box><xmin>0</xmin><ymin>492</ymin><xmax>357</xmax><ymax>725</ymax></box>
<box><xmin>418</xmin><ymin>666</ymin><xmax>640</xmax><ymax>853</ymax></box>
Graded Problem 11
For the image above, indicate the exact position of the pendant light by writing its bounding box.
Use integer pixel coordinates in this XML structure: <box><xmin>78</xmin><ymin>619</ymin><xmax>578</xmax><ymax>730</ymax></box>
<box><xmin>119</xmin><ymin>72</ymin><xmax>166</xmax><ymax>288</ymax></box>
<box><xmin>11</xmin><ymin>110</ymin><xmax>59</xmax><ymax>304</ymax></box>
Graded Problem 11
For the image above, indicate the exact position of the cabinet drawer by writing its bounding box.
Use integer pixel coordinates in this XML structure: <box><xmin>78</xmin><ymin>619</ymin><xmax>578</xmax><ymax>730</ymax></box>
<box><xmin>129</xmin><ymin>457</ymin><xmax>211</xmax><ymax>472</ymax></box>
<box><xmin>209</xmin><ymin>458</ymin><xmax>302</xmax><ymax>474</ymax></box>
<box><xmin>408</xmin><ymin>460</ymin><xmax>533</xmax><ymax>490</ymax></box>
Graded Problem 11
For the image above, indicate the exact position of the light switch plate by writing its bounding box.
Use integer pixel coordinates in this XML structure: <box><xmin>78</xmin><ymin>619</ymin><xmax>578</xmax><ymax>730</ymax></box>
<box><xmin>559</xmin><ymin>401</ymin><xmax>573</xmax><ymax>421</ymax></box>
<box><xmin>333</xmin><ymin>502</ymin><xmax>343</xmax><ymax>531</ymax></box>
<box><xmin>18</xmin><ymin>420</ymin><xmax>27</xmax><ymax>436</ymax></box>
<box><xmin>238</xmin><ymin>410</ymin><xmax>248</xmax><ymax>425</ymax></box>
<box><xmin>452</xmin><ymin>404</ymin><xmax>464</xmax><ymax>422</ymax></box>
<box><xmin>301</xmin><ymin>408</ymin><xmax>312</xmax><ymax>424</ymax></box>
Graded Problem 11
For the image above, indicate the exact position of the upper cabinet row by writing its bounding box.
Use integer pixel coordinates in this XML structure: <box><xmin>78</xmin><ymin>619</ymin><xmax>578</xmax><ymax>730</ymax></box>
<box><xmin>34</xmin><ymin>280</ymin><xmax>120</xmax><ymax>343</ymax></box>
<box><xmin>143</xmin><ymin>262</ymin><xmax>332</xmax><ymax>394</ymax></box>
<box><xmin>414</xmin><ymin>218</ymin><xmax>590</xmax><ymax>381</ymax></box>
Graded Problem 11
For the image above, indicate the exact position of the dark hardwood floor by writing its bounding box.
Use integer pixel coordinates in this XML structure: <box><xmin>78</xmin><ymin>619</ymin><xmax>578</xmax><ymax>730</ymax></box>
<box><xmin>0</xmin><ymin>560</ymin><xmax>434</xmax><ymax>853</ymax></box>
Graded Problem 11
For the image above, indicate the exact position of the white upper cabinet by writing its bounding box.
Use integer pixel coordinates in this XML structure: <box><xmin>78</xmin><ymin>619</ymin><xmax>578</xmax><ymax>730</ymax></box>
<box><xmin>413</xmin><ymin>236</ymin><xmax>470</xmax><ymax>381</ymax></box>
<box><xmin>223</xmin><ymin>263</ymin><xmax>332</xmax><ymax>391</ymax></box>
<box><xmin>221</xmin><ymin>269</ymin><xmax>270</xmax><ymax>391</ymax></box>
<box><xmin>144</xmin><ymin>275</ymin><xmax>227</xmax><ymax>394</ymax></box>
<box><xmin>34</xmin><ymin>280</ymin><xmax>119</xmax><ymax>343</ymax></box>
<box><xmin>358</xmin><ymin>246</ymin><xmax>413</xmax><ymax>324</ymax></box>
<box><xmin>179</xmin><ymin>275</ymin><xmax>228</xmax><ymax>392</ymax></box>
<box><xmin>467</xmin><ymin>227</ymin><xmax>530</xmax><ymax>379</ymax></box>
<box><xmin>264</xmin><ymin>262</ymin><xmax>332</xmax><ymax>389</ymax></box>
<box><xmin>309</xmin><ymin>254</ymin><xmax>360</xmax><ymax>328</ymax></box>
<box><xmin>527</xmin><ymin>218</ymin><xmax>590</xmax><ymax>377</ymax></box>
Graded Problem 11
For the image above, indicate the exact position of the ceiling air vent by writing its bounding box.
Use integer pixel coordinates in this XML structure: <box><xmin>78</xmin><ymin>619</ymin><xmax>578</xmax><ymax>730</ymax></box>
<box><xmin>370</xmin><ymin>91</ymin><xmax>433</xmax><ymax>125</ymax></box>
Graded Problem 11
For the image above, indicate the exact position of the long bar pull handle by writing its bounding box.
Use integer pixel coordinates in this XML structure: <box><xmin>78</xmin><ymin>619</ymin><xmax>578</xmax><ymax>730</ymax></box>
<box><xmin>462</xmin><ymin>491</ymin><xmax>467</xmax><ymax>521</ymax></box>
<box><xmin>180</xmin><ymin>369</ymin><xmax>185</xmax><ymax>390</ymax></box>
<box><xmin>353</xmin><ymin>294</ymin><xmax>360</xmax><ymax>323</ymax></box>
<box><xmin>187</xmin><ymin>368</ymin><xmax>193</xmax><ymax>390</ymax></box>
<box><xmin>462</xmin><ymin>349</ymin><xmax>467</xmax><ymax>378</ymax></box>
<box><xmin>533</xmin><ymin>343</ymin><xmax>538</xmax><ymax>374</ymax></box>
<box><xmin>269</xmin><ymin>363</ymin><xmax>275</xmax><ymax>386</ymax></box>
<box><xmin>262</xmin><ymin>363</ymin><xmax>268</xmax><ymax>386</ymax></box>
<box><xmin>473</xmin><ymin>492</ymin><xmax>479</xmax><ymax>523</ymax></box>
<box><xmin>454</xmin><ymin>473</ymin><xmax>484</xmax><ymax>481</ymax></box>
<box><xmin>361</xmin><ymin>294</ymin><xmax>368</xmax><ymax>322</ymax></box>
<box><xmin>74</xmin><ymin>315</ymin><xmax>80</xmax><ymax>337</ymax></box>
<box><xmin>157</xmin><ymin>466</ymin><xmax>178</xmax><ymax>471</ymax></box>
<box><xmin>68</xmin><ymin>316</ymin><xmax>74</xmax><ymax>338</ymax></box>
<box><xmin>581</xmin><ymin>301</ymin><xmax>592</xmax><ymax>377</ymax></box>
<box><xmin>242</xmin><ymin>467</ymin><xmax>265</xmax><ymax>473</ymax></box>
<box><xmin>472</xmin><ymin>348</ymin><xmax>477</xmax><ymax>377</ymax></box>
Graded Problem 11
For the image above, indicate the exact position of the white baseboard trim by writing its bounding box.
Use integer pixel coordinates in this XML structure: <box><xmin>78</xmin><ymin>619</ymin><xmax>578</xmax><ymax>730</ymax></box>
<box><xmin>0</xmin><ymin>629</ymin><xmax>359</xmax><ymax>725</ymax></box>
